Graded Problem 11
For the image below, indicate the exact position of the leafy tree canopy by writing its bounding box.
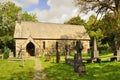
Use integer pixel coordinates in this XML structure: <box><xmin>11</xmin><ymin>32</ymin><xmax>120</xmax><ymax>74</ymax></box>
<box><xmin>64</xmin><ymin>16</ymin><xmax>86</xmax><ymax>25</ymax></box>
<box><xmin>22</xmin><ymin>11</ymin><xmax>38</xmax><ymax>22</ymax></box>
<box><xmin>76</xmin><ymin>0</ymin><xmax>120</xmax><ymax>15</ymax></box>
<box><xmin>0</xmin><ymin>1</ymin><xmax>38</xmax><ymax>51</ymax></box>
<box><xmin>0</xmin><ymin>2</ymin><xmax>21</xmax><ymax>36</ymax></box>
<box><xmin>0</xmin><ymin>1</ymin><xmax>38</xmax><ymax>36</ymax></box>
<box><xmin>76</xmin><ymin>0</ymin><xmax>120</xmax><ymax>50</ymax></box>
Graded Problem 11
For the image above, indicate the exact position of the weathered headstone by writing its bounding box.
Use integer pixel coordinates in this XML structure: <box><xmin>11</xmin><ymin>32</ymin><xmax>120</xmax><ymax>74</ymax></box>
<box><xmin>74</xmin><ymin>54</ymin><xmax>79</xmax><ymax>72</ymax></box>
<box><xmin>56</xmin><ymin>42</ymin><xmax>60</xmax><ymax>63</ymax></box>
<box><xmin>74</xmin><ymin>41</ymin><xmax>86</xmax><ymax>74</ymax></box>
<box><xmin>65</xmin><ymin>44</ymin><xmax>69</xmax><ymax>59</ymax></box>
<box><xmin>91</xmin><ymin>38</ymin><xmax>99</xmax><ymax>58</ymax></box>
<box><xmin>114</xmin><ymin>49</ymin><xmax>120</xmax><ymax>60</ymax></box>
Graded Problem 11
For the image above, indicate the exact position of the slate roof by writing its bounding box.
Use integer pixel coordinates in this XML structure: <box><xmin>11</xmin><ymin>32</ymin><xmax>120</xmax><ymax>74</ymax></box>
<box><xmin>14</xmin><ymin>21</ymin><xmax>90</xmax><ymax>40</ymax></box>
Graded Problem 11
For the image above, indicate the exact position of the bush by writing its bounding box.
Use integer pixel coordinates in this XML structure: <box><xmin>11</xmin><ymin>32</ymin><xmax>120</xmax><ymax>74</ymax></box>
<box><xmin>3</xmin><ymin>47</ymin><xmax>10</xmax><ymax>59</ymax></box>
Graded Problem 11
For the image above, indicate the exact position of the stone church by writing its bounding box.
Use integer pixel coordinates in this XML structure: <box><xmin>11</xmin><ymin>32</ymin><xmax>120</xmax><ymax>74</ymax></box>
<box><xmin>14</xmin><ymin>21</ymin><xmax>90</xmax><ymax>57</ymax></box>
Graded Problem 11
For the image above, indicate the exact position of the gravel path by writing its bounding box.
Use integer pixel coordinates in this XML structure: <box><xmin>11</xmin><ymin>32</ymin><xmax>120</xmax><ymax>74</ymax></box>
<box><xmin>33</xmin><ymin>58</ymin><xmax>46</xmax><ymax>80</ymax></box>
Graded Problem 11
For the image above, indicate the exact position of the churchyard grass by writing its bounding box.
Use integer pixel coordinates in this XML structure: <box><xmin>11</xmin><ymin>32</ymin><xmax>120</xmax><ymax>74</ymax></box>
<box><xmin>0</xmin><ymin>52</ymin><xmax>119</xmax><ymax>80</ymax></box>
<box><xmin>40</xmin><ymin>55</ymin><xmax>120</xmax><ymax>80</ymax></box>
<box><xmin>0</xmin><ymin>59</ymin><xmax>34</xmax><ymax>80</ymax></box>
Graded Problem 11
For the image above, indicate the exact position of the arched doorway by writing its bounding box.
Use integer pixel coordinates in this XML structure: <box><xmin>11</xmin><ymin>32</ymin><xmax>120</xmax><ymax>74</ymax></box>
<box><xmin>26</xmin><ymin>42</ymin><xmax>35</xmax><ymax>56</ymax></box>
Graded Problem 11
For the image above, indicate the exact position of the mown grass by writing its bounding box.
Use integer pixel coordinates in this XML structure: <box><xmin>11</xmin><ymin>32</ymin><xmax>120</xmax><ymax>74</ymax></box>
<box><xmin>0</xmin><ymin>59</ymin><xmax>34</xmax><ymax>80</ymax></box>
<box><xmin>40</xmin><ymin>55</ymin><xmax>120</xmax><ymax>80</ymax></box>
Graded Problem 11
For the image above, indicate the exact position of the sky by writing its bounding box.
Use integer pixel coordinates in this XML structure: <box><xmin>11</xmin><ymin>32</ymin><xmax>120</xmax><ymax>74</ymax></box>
<box><xmin>1</xmin><ymin>0</ymin><xmax>96</xmax><ymax>23</ymax></box>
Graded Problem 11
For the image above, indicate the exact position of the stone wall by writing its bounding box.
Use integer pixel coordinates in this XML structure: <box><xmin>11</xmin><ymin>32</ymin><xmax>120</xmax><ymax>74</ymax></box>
<box><xmin>81</xmin><ymin>41</ymin><xmax>90</xmax><ymax>53</ymax></box>
<box><xmin>15</xmin><ymin>39</ymin><xmax>90</xmax><ymax>57</ymax></box>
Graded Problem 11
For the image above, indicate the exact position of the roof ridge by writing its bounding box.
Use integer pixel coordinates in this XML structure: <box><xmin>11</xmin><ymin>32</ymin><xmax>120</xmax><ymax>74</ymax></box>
<box><xmin>22</xmin><ymin>21</ymin><xmax>83</xmax><ymax>26</ymax></box>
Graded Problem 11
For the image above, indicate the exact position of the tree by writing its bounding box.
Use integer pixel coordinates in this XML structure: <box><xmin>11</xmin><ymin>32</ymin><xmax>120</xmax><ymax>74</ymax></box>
<box><xmin>76</xmin><ymin>0</ymin><xmax>120</xmax><ymax>16</ymax></box>
<box><xmin>98</xmin><ymin>13</ymin><xmax>119</xmax><ymax>50</ymax></box>
<box><xmin>0</xmin><ymin>1</ymin><xmax>38</xmax><ymax>53</ymax></box>
<box><xmin>0</xmin><ymin>2</ymin><xmax>38</xmax><ymax>36</ymax></box>
<box><xmin>22</xmin><ymin>11</ymin><xmax>37</xmax><ymax>22</ymax></box>
<box><xmin>86</xmin><ymin>15</ymin><xmax>104</xmax><ymax>49</ymax></box>
<box><xmin>76</xmin><ymin>0</ymin><xmax>120</xmax><ymax>50</ymax></box>
<box><xmin>64</xmin><ymin>16</ymin><xmax>86</xmax><ymax>25</ymax></box>
<box><xmin>0</xmin><ymin>1</ymin><xmax>22</xmax><ymax>36</ymax></box>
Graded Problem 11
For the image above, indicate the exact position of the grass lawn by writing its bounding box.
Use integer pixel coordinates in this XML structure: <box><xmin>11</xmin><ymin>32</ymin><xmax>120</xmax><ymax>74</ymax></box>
<box><xmin>0</xmin><ymin>53</ymin><xmax>120</xmax><ymax>80</ymax></box>
<box><xmin>40</xmin><ymin>56</ymin><xmax>120</xmax><ymax>80</ymax></box>
<box><xmin>0</xmin><ymin>59</ymin><xmax>34</xmax><ymax>80</ymax></box>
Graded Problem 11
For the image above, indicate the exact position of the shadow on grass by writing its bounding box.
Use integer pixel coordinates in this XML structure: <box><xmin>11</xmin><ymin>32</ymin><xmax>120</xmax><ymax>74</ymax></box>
<box><xmin>43</xmin><ymin>61</ymin><xmax>120</xmax><ymax>80</ymax></box>
<box><xmin>44</xmin><ymin>62</ymin><xmax>80</xmax><ymax>80</ymax></box>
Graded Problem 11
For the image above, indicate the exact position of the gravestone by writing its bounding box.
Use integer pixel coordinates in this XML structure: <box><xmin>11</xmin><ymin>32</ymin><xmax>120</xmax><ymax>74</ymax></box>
<box><xmin>114</xmin><ymin>49</ymin><xmax>120</xmax><ymax>60</ymax></box>
<box><xmin>74</xmin><ymin>41</ymin><xmax>86</xmax><ymax>74</ymax></box>
<box><xmin>56</xmin><ymin>42</ymin><xmax>60</xmax><ymax>63</ymax></box>
<box><xmin>9</xmin><ymin>51</ymin><xmax>13</xmax><ymax>58</ymax></box>
<box><xmin>91</xmin><ymin>38</ymin><xmax>99</xmax><ymax>58</ymax></box>
<box><xmin>65</xmin><ymin>44</ymin><xmax>69</xmax><ymax>59</ymax></box>
<box><xmin>74</xmin><ymin>54</ymin><xmax>79</xmax><ymax>72</ymax></box>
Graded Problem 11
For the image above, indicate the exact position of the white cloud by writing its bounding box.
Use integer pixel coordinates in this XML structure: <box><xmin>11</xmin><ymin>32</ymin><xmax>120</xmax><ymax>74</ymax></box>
<box><xmin>11</xmin><ymin>0</ymin><xmax>95</xmax><ymax>23</ymax></box>
<box><xmin>30</xmin><ymin>0</ymin><xmax>80</xmax><ymax>23</ymax></box>
<box><xmin>19</xmin><ymin>0</ymin><xmax>39</xmax><ymax>7</ymax></box>
<box><xmin>13</xmin><ymin>0</ymin><xmax>23</xmax><ymax>7</ymax></box>
<box><xmin>0</xmin><ymin>0</ymin><xmax>39</xmax><ymax>8</ymax></box>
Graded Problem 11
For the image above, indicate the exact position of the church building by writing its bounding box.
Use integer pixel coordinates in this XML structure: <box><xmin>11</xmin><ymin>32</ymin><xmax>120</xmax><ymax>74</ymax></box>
<box><xmin>14</xmin><ymin>21</ymin><xmax>90</xmax><ymax>57</ymax></box>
